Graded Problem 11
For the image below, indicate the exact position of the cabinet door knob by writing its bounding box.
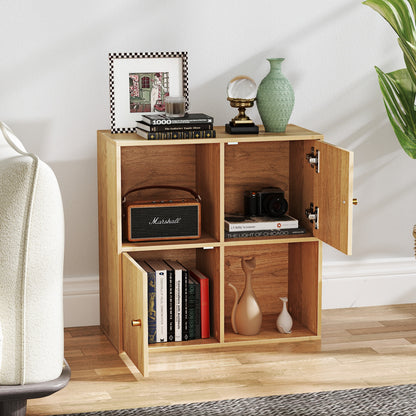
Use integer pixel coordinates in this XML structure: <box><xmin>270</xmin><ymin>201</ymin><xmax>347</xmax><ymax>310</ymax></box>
<box><xmin>353</xmin><ymin>198</ymin><xmax>358</xmax><ymax>206</ymax></box>
<box><xmin>131</xmin><ymin>319</ymin><xmax>142</xmax><ymax>327</ymax></box>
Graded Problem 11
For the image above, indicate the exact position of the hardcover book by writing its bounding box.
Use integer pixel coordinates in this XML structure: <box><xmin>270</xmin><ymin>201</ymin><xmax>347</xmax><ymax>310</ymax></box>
<box><xmin>178</xmin><ymin>262</ymin><xmax>189</xmax><ymax>341</ymax></box>
<box><xmin>225</xmin><ymin>228</ymin><xmax>306</xmax><ymax>239</ymax></box>
<box><xmin>224</xmin><ymin>214</ymin><xmax>299</xmax><ymax>232</ymax></box>
<box><xmin>165</xmin><ymin>263</ymin><xmax>175</xmax><ymax>342</ymax></box>
<box><xmin>187</xmin><ymin>276</ymin><xmax>201</xmax><ymax>340</ymax></box>
<box><xmin>165</xmin><ymin>260</ymin><xmax>184</xmax><ymax>342</ymax></box>
<box><xmin>145</xmin><ymin>259</ymin><xmax>168</xmax><ymax>343</ymax></box>
<box><xmin>141</xmin><ymin>113</ymin><xmax>213</xmax><ymax>126</ymax></box>
<box><xmin>137</xmin><ymin>261</ymin><xmax>157</xmax><ymax>344</ymax></box>
<box><xmin>189</xmin><ymin>269</ymin><xmax>210</xmax><ymax>338</ymax></box>
<box><xmin>136</xmin><ymin>128</ymin><xmax>216</xmax><ymax>140</ymax></box>
<box><xmin>137</xmin><ymin>121</ymin><xmax>213</xmax><ymax>132</ymax></box>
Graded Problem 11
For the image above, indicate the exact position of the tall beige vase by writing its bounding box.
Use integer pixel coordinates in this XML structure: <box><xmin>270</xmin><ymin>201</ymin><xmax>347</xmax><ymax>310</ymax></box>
<box><xmin>228</xmin><ymin>257</ymin><xmax>262</xmax><ymax>336</ymax></box>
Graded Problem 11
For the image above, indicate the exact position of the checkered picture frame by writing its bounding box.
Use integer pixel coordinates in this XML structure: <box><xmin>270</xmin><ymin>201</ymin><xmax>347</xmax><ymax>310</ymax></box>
<box><xmin>109</xmin><ymin>51</ymin><xmax>189</xmax><ymax>134</ymax></box>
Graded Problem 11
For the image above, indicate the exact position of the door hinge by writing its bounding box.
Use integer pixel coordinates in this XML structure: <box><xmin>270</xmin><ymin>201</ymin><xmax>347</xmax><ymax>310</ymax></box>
<box><xmin>306</xmin><ymin>147</ymin><xmax>320</xmax><ymax>173</ymax></box>
<box><xmin>305</xmin><ymin>203</ymin><xmax>319</xmax><ymax>229</ymax></box>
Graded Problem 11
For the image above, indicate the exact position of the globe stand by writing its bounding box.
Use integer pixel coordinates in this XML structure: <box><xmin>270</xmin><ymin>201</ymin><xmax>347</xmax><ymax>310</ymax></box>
<box><xmin>225</xmin><ymin>98</ymin><xmax>259</xmax><ymax>134</ymax></box>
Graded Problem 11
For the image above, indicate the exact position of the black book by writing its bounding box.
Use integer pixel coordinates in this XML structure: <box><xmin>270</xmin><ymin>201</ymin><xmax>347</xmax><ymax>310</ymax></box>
<box><xmin>165</xmin><ymin>263</ymin><xmax>175</xmax><ymax>342</ymax></box>
<box><xmin>136</xmin><ymin>128</ymin><xmax>216</xmax><ymax>140</ymax></box>
<box><xmin>137</xmin><ymin>121</ymin><xmax>213</xmax><ymax>132</ymax></box>
<box><xmin>187</xmin><ymin>276</ymin><xmax>201</xmax><ymax>340</ymax></box>
<box><xmin>179</xmin><ymin>263</ymin><xmax>189</xmax><ymax>341</ymax></box>
<box><xmin>141</xmin><ymin>113</ymin><xmax>213</xmax><ymax>126</ymax></box>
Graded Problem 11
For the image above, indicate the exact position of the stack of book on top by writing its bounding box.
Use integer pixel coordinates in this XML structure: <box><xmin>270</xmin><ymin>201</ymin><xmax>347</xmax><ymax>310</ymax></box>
<box><xmin>136</xmin><ymin>113</ymin><xmax>215</xmax><ymax>140</ymax></box>
<box><xmin>224</xmin><ymin>214</ymin><xmax>306</xmax><ymax>239</ymax></box>
<box><xmin>137</xmin><ymin>259</ymin><xmax>210</xmax><ymax>344</ymax></box>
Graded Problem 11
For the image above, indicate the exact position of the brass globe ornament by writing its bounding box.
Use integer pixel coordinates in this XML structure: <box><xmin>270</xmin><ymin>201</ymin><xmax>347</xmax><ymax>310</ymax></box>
<box><xmin>226</xmin><ymin>76</ymin><xmax>259</xmax><ymax>134</ymax></box>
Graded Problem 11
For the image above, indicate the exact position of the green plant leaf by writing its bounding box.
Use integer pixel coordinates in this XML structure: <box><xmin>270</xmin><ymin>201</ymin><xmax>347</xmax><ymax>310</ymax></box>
<box><xmin>363</xmin><ymin>0</ymin><xmax>416</xmax><ymax>43</ymax></box>
<box><xmin>386</xmin><ymin>110</ymin><xmax>416</xmax><ymax>157</ymax></box>
<box><xmin>399</xmin><ymin>38</ymin><xmax>416</xmax><ymax>86</ymax></box>
<box><xmin>407</xmin><ymin>0</ymin><xmax>416</xmax><ymax>22</ymax></box>
<box><xmin>376</xmin><ymin>67</ymin><xmax>416</xmax><ymax>158</ymax></box>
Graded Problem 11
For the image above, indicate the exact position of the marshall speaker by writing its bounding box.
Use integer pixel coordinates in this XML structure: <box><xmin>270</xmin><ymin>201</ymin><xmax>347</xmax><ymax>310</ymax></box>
<box><xmin>122</xmin><ymin>185</ymin><xmax>201</xmax><ymax>242</ymax></box>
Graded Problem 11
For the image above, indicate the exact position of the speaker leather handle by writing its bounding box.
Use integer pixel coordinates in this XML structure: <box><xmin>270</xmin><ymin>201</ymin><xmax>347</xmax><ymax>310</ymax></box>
<box><xmin>122</xmin><ymin>185</ymin><xmax>201</xmax><ymax>204</ymax></box>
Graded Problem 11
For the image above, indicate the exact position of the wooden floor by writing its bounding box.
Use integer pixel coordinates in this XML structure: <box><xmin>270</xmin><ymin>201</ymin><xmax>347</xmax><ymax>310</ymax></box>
<box><xmin>27</xmin><ymin>304</ymin><xmax>416</xmax><ymax>415</ymax></box>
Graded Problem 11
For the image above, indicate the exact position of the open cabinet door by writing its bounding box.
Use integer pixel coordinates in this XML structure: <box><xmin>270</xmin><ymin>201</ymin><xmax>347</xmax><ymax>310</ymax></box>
<box><xmin>122</xmin><ymin>253</ymin><xmax>149</xmax><ymax>377</ymax></box>
<box><xmin>311</xmin><ymin>141</ymin><xmax>354</xmax><ymax>255</ymax></box>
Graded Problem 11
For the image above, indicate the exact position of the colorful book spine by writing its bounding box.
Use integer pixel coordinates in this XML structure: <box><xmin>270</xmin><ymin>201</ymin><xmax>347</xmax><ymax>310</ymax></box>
<box><xmin>190</xmin><ymin>269</ymin><xmax>210</xmax><ymax>338</ymax></box>
<box><xmin>145</xmin><ymin>260</ymin><xmax>167</xmax><ymax>343</ymax></box>
<box><xmin>138</xmin><ymin>261</ymin><xmax>157</xmax><ymax>344</ymax></box>
<box><xmin>136</xmin><ymin>129</ymin><xmax>216</xmax><ymax>140</ymax></box>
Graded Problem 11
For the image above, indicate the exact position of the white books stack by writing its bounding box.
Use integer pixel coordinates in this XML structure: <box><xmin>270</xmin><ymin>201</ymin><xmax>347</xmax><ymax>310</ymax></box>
<box><xmin>224</xmin><ymin>214</ymin><xmax>299</xmax><ymax>232</ymax></box>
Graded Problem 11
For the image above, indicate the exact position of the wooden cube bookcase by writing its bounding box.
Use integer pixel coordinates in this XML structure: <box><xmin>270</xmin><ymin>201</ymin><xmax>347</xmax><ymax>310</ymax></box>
<box><xmin>97</xmin><ymin>125</ymin><xmax>354</xmax><ymax>377</ymax></box>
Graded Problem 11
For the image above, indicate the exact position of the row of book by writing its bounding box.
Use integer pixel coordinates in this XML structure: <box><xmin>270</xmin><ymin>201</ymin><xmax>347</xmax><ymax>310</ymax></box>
<box><xmin>136</xmin><ymin>113</ymin><xmax>215</xmax><ymax>140</ymax></box>
<box><xmin>138</xmin><ymin>259</ymin><xmax>210</xmax><ymax>344</ymax></box>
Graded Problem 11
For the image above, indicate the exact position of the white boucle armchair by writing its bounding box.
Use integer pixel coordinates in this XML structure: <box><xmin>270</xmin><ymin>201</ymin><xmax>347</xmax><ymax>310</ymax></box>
<box><xmin>0</xmin><ymin>122</ymin><xmax>70</xmax><ymax>416</ymax></box>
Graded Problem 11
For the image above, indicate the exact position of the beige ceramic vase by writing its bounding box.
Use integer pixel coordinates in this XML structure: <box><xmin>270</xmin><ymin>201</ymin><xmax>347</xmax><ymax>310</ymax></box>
<box><xmin>276</xmin><ymin>296</ymin><xmax>293</xmax><ymax>334</ymax></box>
<box><xmin>228</xmin><ymin>257</ymin><xmax>262</xmax><ymax>336</ymax></box>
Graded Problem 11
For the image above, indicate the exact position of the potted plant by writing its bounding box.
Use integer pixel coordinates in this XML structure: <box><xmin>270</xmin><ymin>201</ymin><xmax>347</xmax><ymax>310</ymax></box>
<box><xmin>364</xmin><ymin>0</ymin><xmax>416</xmax><ymax>256</ymax></box>
<box><xmin>363</xmin><ymin>0</ymin><xmax>416</xmax><ymax>159</ymax></box>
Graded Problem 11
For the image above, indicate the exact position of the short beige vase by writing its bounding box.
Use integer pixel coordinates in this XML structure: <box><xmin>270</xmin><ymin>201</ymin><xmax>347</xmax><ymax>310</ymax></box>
<box><xmin>276</xmin><ymin>296</ymin><xmax>293</xmax><ymax>334</ymax></box>
<box><xmin>228</xmin><ymin>257</ymin><xmax>262</xmax><ymax>336</ymax></box>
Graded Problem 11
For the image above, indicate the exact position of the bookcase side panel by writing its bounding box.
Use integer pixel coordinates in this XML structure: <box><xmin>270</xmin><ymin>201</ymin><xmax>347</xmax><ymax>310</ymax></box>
<box><xmin>196</xmin><ymin>143</ymin><xmax>221</xmax><ymax>241</ymax></box>
<box><xmin>288</xmin><ymin>241</ymin><xmax>321</xmax><ymax>335</ymax></box>
<box><xmin>97</xmin><ymin>132</ymin><xmax>122</xmax><ymax>351</ymax></box>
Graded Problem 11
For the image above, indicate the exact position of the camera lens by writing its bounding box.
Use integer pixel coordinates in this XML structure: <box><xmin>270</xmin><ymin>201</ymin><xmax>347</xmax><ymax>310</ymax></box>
<box><xmin>263</xmin><ymin>194</ymin><xmax>288</xmax><ymax>217</ymax></box>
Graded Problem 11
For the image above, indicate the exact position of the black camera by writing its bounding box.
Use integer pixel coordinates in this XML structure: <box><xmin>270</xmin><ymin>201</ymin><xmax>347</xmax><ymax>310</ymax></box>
<box><xmin>244</xmin><ymin>187</ymin><xmax>288</xmax><ymax>218</ymax></box>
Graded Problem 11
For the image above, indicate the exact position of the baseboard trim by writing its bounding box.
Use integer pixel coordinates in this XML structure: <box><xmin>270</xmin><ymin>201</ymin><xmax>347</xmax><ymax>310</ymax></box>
<box><xmin>63</xmin><ymin>258</ymin><xmax>416</xmax><ymax>326</ymax></box>
<box><xmin>322</xmin><ymin>257</ymin><xmax>416</xmax><ymax>309</ymax></box>
<box><xmin>63</xmin><ymin>276</ymin><xmax>100</xmax><ymax>327</ymax></box>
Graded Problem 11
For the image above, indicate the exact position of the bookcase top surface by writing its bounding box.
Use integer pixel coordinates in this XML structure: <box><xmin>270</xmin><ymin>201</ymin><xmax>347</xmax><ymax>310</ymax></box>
<box><xmin>98</xmin><ymin>124</ymin><xmax>324</xmax><ymax>147</ymax></box>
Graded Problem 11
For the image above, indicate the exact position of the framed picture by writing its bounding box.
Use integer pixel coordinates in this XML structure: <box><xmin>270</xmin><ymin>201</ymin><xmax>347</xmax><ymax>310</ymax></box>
<box><xmin>109</xmin><ymin>51</ymin><xmax>189</xmax><ymax>133</ymax></box>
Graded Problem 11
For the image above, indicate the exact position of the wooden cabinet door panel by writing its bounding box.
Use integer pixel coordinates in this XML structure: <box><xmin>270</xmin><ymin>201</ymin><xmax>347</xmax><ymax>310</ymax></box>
<box><xmin>122</xmin><ymin>253</ymin><xmax>149</xmax><ymax>377</ymax></box>
<box><xmin>312</xmin><ymin>141</ymin><xmax>353</xmax><ymax>255</ymax></box>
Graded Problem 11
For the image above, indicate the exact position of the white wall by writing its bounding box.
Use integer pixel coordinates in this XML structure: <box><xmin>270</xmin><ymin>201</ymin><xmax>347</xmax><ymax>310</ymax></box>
<box><xmin>1</xmin><ymin>0</ymin><xmax>415</xmax><ymax>326</ymax></box>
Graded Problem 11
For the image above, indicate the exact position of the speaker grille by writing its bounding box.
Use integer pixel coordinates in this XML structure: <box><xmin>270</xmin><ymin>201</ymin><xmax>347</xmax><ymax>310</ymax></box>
<box><xmin>129</xmin><ymin>205</ymin><xmax>199</xmax><ymax>240</ymax></box>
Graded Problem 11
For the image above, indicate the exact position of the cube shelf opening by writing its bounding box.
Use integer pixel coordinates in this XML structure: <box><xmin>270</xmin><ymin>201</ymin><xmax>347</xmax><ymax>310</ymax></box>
<box><xmin>223</xmin><ymin>242</ymin><xmax>320</xmax><ymax>344</ymax></box>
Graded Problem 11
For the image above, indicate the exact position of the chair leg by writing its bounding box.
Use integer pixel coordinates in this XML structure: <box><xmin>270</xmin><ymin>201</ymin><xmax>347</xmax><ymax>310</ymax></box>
<box><xmin>0</xmin><ymin>399</ymin><xmax>27</xmax><ymax>416</ymax></box>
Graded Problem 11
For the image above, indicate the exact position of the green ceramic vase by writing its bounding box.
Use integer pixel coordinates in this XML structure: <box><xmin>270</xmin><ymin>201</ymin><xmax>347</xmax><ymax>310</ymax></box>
<box><xmin>256</xmin><ymin>58</ymin><xmax>295</xmax><ymax>132</ymax></box>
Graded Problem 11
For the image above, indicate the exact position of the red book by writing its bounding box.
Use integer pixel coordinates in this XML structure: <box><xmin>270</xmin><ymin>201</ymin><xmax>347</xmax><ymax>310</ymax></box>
<box><xmin>190</xmin><ymin>269</ymin><xmax>210</xmax><ymax>338</ymax></box>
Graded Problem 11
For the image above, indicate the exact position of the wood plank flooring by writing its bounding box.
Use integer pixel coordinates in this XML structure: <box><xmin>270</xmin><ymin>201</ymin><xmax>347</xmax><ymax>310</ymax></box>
<box><xmin>27</xmin><ymin>304</ymin><xmax>416</xmax><ymax>415</ymax></box>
